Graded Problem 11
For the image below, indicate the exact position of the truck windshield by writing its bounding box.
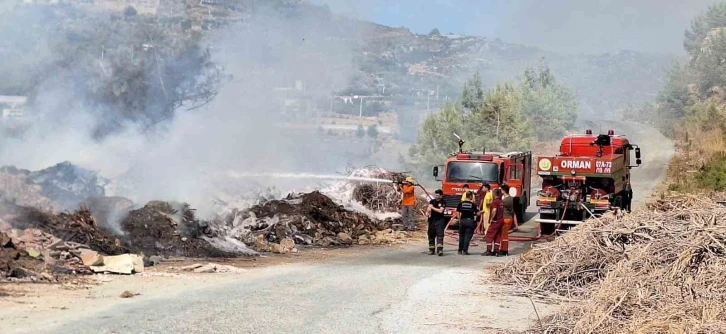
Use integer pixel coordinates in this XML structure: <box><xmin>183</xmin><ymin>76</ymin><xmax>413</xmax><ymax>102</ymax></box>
<box><xmin>446</xmin><ymin>162</ymin><xmax>498</xmax><ymax>183</ymax></box>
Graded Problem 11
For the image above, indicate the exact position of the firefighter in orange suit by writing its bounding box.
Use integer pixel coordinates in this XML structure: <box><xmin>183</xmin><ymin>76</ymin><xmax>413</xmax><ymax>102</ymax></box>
<box><xmin>400</xmin><ymin>177</ymin><xmax>418</xmax><ymax>231</ymax></box>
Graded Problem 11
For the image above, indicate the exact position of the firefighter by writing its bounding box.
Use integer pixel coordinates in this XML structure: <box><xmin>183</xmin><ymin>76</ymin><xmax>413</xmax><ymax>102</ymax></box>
<box><xmin>475</xmin><ymin>182</ymin><xmax>488</xmax><ymax>233</ymax></box>
<box><xmin>399</xmin><ymin>176</ymin><xmax>418</xmax><ymax>231</ymax></box>
<box><xmin>483</xmin><ymin>188</ymin><xmax>505</xmax><ymax>256</ymax></box>
<box><xmin>498</xmin><ymin>184</ymin><xmax>517</xmax><ymax>256</ymax></box>
<box><xmin>450</xmin><ymin>191</ymin><xmax>478</xmax><ymax>255</ymax></box>
<box><xmin>479</xmin><ymin>183</ymin><xmax>493</xmax><ymax>235</ymax></box>
<box><xmin>426</xmin><ymin>189</ymin><xmax>446</xmax><ymax>256</ymax></box>
<box><xmin>460</xmin><ymin>184</ymin><xmax>473</xmax><ymax>201</ymax></box>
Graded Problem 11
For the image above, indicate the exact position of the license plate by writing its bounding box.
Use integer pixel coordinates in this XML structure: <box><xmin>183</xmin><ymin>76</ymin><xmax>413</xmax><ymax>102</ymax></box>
<box><xmin>539</xmin><ymin>209</ymin><xmax>556</xmax><ymax>214</ymax></box>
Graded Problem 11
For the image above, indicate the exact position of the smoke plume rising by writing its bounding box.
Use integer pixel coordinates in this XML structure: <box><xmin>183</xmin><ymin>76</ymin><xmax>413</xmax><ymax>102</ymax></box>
<box><xmin>0</xmin><ymin>2</ymin><xmax>378</xmax><ymax>218</ymax></box>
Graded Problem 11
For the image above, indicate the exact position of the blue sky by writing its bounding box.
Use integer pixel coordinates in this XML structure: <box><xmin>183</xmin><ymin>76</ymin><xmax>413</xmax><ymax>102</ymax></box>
<box><xmin>310</xmin><ymin>0</ymin><xmax>719</xmax><ymax>55</ymax></box>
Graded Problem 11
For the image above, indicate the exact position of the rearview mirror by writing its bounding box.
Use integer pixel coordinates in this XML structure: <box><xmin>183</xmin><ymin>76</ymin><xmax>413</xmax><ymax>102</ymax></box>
<box><xmin>635</xmin><ymin>147</ymin><xmax>641</xmax><ymax>159</ymax></box>
<box><xmin>636</xmin><ymin>158</ymin><xmax>642</xmax><ymax>165</ymax></box>
<box><xmin>433</xmin><ymin>166</ymin><xmax>439</xmax><ymax>177</ymax></box>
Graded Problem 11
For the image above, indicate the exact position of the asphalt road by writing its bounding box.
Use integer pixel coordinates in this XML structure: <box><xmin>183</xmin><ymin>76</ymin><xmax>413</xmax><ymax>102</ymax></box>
<box><xmin>35</xmin><ymin>244</ymin><xmax>529</xmax><ymax>334</ymax></box>
<box><xmin>25</xmin><ymin>119</ymin><xmax>672</xmax><ymax>334</ymax></box>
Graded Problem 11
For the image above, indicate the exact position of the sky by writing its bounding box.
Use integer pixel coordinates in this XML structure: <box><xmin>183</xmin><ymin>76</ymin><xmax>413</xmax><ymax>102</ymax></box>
<box><xmin>311</xmin><ymin>0</ymin><xmax>720</xmax><ymax>55</ymax></box>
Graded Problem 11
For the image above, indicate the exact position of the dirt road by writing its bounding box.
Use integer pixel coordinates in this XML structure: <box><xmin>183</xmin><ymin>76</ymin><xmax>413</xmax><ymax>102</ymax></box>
<box><xmin>1</xmin><ymin>119</ymin><xmax>673</xmax><ymax>334</ymax></box>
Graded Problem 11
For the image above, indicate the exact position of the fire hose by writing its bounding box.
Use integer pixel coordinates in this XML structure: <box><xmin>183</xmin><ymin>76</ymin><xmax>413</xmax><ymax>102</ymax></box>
<box><xmin>412</xmin><ymin>183</ymin><xmax>571</xmax><ymax>244</ymax></box>
<box><xmin>507</xmin><ymin>198</ymin><xmax>569</xmax><ymax>242</ymax></box>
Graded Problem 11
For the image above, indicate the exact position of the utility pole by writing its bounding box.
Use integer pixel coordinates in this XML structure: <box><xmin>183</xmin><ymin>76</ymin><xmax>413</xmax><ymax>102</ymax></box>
<box><xmin>495</xmin><ymin>105</ymin><xmax>501</xmax><ymax>139</ymax></box>
<box><xmin>427</xmin><ymin>93</ymin><xmax>430</xmax><ymax>113</ymax></box>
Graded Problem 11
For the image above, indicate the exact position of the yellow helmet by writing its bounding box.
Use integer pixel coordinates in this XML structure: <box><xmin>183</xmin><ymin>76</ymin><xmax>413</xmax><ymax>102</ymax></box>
<box><xmin>405</xmin><ymin>176</ymin><xmax>414</xmax><ymax>183</ymax></box>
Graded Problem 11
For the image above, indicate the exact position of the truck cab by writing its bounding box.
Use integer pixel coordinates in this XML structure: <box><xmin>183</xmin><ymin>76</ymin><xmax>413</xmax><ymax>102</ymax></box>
<box><xmin>433</xmin><ymin>150</ymin><xmax>532</xmax><ymax>225</ymax></box>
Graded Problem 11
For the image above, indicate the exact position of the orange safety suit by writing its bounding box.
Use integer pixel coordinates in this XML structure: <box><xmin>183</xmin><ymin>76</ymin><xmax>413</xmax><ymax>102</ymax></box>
<box><xmin>401</xmin><ymin>184</ymin><xmax>416</xmax><ymax>206</ymax></box>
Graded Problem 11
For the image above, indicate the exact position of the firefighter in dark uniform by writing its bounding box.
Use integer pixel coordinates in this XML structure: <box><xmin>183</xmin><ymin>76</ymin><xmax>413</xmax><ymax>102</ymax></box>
<box><xmin>426</xmin><ymin>189</ymin><xmax>446</xmax><ymax>256</ymax></box>
<box><xmin>449</xmin><ymin>191</ymin><xmax>478</xmax><ymax>255</ymax></box>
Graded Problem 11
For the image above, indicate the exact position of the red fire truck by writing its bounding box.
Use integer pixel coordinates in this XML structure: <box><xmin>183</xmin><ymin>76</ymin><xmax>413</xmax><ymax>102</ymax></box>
<box><xmin>432</xmin><ymin>135</ymin><xmax>532</xmax><ymax>225</ymax></box>
<box><xmin>535</xmin><ymin>129</ymin><xmax>642</xmax><ymax>235</ymax></box>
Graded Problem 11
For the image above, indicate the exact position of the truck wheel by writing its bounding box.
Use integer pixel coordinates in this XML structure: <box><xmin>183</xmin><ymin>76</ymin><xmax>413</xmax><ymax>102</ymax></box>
<box><xmin>540</xmin><ymin>224</ymin><xmax>556</xmax><ymax>236</ymax></box>
<box><xmin>539</xmin><ymin>213</ymin><xmax>557</xmax><ymax>236</ymax></box>
<box><xmin>613</xmin><ymin>194</ymin><xmax>623</xmax><ymax>209</ymax></box>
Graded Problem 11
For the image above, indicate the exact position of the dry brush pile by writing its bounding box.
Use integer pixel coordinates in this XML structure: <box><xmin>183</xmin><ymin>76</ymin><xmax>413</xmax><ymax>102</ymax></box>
<box><xmin>495</xmin><ymin>194</ymin><xmax>726</xmax><ymax>333</ymax></box>
<box><xmin>348</xmin><ymin>168</ymin><xmax>428</xmax><ymax>214</ymax></box>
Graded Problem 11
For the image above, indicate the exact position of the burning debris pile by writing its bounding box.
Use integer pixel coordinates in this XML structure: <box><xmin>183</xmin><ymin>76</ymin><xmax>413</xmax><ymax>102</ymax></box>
<box><xmin>1</xmin><ymin>228</ymin><xmax>141</xmax><ymax>277</ymax></box>
<box><xmin>323</xmin><ymin>166</ymin><xmax>428</xmax><ymax>215</ymax></box>
<box><xmin>0</xmin><ymin>198</ymin><xmax>257</xmax><ymax>280</ymax></box>
<box><xmin>1</xmin><ymin>202</ymin><xmax>128</xmax><ymax>256</ymax></box>
<box><xmin>0</xmin><ymin>202</ymin><xmax>138</xmax><ymax>279</ymax></box>
<box><xmin>0</xmin><ymin>231</ymin><xmax>50</xmax><ymax>280</ymax></box>
<box><xmin>495</xmin><ymin>194</ymin><xmax>726</xmax><ymax>333</ymax></box>
<box><xmin>80</xmin><ymin>196</ymin><xmax>134</xmax><ymax>235</ymax></box>
<box><xmin>0</xmin><ymin>162</ymin><xmax>107</xmax><ymax>211</ymax></box>
<box><xmin>0</xmin><ymin>161</ymin><xmax>263</xmax><ymax>278</ymax></box>
<box><xmin>350</xmin><ymin>169</ymin><xmax>406</xmax><ymax>212</ymax></box>
<box><xmin>120</xmin><ymin>201</ymin><xmax>253</xmax><ymax>258</ymax></box>
<box><xmin>218</xmin><ymin>191</ymin><xmax>408</xmax><ymax>252</ymax></box>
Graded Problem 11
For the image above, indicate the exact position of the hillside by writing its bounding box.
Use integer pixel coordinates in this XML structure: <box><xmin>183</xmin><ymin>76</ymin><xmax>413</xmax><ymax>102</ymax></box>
<box><xmin>354</xmin><ymin>27</ymin><xmax>673</xmax><ymax>117</ymax></box>
<box><xmin>166</xmin><ymin>1</ymin><xmax>676</xmax><ymax>117</ymax></box>
<box><xmin>0</xmin><ymin>0</ymin><xmax>674</xmax><ymax>132</ymax></box>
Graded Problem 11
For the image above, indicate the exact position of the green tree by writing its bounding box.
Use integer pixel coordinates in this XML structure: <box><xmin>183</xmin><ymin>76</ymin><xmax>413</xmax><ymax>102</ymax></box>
<box><xmin>467</xmin><ymin>83</ymin><xmax>532</xmax><ymax>151</ymax></box>
<box><xmin>356</xmin><ymin>124</ymin><xmax>365</xmax><ymax>137</ymax></box>
<box><xmin>410</xmin><ymin>67</ymin><xmax>575</xmax><ymax>172</ymax></box>
<box><xmin>519</xmin><ymin>63</ymin><xmax>578</xmax><ymax>141</ymax></box>
<box><xmin>366</xmin><ymin>124</ymin><xmax>379</xmax><ymax>138</ymax></box>
<box><xmin>181</xmin><ymin>19</ymin><xmax>192</xmax><ymax>31</ymax></box>
<box><xmin>461</xmin><ymin>72</ymin><xmax>484</xmax><ymax>111</ymax></box>
<box><xmin>0</xmin><ymin>5</ymin><xmax>226</xmax><ymax>137</ymax></box>
<box><xmin>124</xmin><ymin>6</ymin><xmax>137</xmax><ymax>17</ymax></box>
<box><xmin>642</xmin><ymin>2</ymin><xmax>726</xmax><ymax>136</ymax></box>
<box><xmin>684</xmin><ymin>2</ymin><xmax>726</xmax><ymax>57</ymax></box>
<box><xmin>410</xmin><ymin>102</ymin><xmax>465</xmax><ymax>166</ymax></box>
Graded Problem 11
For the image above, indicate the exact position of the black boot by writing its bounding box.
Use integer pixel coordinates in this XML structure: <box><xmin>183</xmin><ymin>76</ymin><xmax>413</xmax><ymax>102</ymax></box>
<box><xmin>436</xmin><ymin>246</ymin><xmax>443</xmax><ymax>256</ymax></box>
<box><xmin>428</xmin><ymin>248</ymin><xmax>435</xmax><ymax>255</ymax></box>
<box><xmin>498</xmin><ymin>251</ymin><xmax>509</xmax><ymax>257</ymax></box>
<box><xmin>482</xmin><ymin>250</ymin><xmax>495</xmax><ymax>256</ymax></box>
